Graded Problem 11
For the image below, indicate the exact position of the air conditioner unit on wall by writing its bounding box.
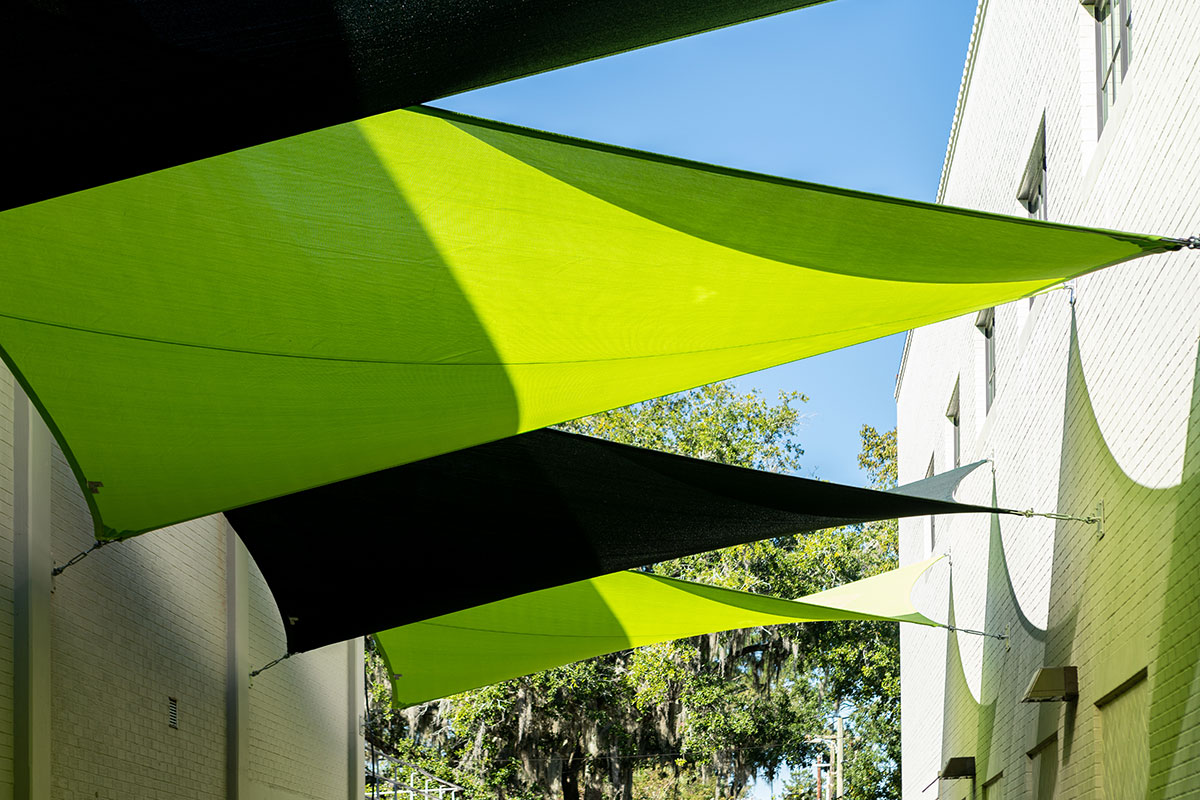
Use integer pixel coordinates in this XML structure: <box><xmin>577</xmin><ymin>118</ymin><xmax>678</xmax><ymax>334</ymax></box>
<box><xmin>940</xmin><ymin>757</ymin><xmax>976</xmax><ymax>780</ymax></box>
<box><xmin>1021</xmin><ymin>666</ymin><xmax>1079</xmax><ymax>703</ymax></box>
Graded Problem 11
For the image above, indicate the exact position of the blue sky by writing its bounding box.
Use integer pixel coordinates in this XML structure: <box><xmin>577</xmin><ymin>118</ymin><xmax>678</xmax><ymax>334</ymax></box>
<box><xmin>436</xmin><ymin>0</ymin><xmax>978</xmax><ymax>490</ymax></box>
<box><xmin>435</xmin><ymin>1</ymin><xmax>978</xmax><ymax>791</ymax></box>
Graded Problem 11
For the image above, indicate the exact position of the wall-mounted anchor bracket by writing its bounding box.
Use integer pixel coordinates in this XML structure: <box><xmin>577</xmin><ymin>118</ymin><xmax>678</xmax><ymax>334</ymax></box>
<box><xmin>1014</xmin><ymin>503</ymin><xmax>1103</xmax><ymax>531</ymax></box>
<box><xmin>942</xmin><ymin>624</ymin><xmax>1007</xmax><ymax>642</ymax></box>
<box><xmin>51</xmin><ymin>538</ymin><xmax>111</xmax><ymax>577</ymax></box>
<box><xmin>1165</xmin><ymin>235</ymin><xmax>1200</xmax><ymax>250</ymax></box>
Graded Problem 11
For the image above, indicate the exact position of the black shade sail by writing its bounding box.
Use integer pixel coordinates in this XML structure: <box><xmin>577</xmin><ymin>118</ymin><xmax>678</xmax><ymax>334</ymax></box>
<box><xmin>227</xmin><ymin>429</ymin><xmax>997</xmax><ymax>653</ymax></box>
<box><xmin>2</xmin><ymin>0</ymin><xmax>827</xmax><ymax>210</ymax></box>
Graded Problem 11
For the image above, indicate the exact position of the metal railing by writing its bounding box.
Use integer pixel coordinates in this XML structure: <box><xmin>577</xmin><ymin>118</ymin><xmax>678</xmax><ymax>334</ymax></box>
<box><xmin>365</xmin><ymin>745</ymin><xmax>464</xmax><ymax>800</ymax></box>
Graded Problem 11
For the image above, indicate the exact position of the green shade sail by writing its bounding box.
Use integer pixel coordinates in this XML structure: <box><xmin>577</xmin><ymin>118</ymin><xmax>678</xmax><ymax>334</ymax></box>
<box><xmin>3</xmin><ymin>0</ymin><xmax>832</xmax><ymax>210</ymax></box>
<box><xmin>0</xmin><ymin>105</ymin><xmax>1177</xmax><ymax>539</ymax></box>
<box><xmin>228</xmin><ymin>429</ymin><xmax>994</xmax><ymax>654</ymax></box>
<box><xmin>375</xmin><ymin>556</ymin><xmax>944</xmax><ymax>707</ymax></box>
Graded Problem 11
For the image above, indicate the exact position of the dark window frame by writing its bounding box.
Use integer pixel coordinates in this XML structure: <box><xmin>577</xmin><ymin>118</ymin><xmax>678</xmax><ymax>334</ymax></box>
<box><xmin>1095</xmin><ymin>0</ymin><xmax>1133</xmax><ymax>134</ymax></box>
<box><xmin>926</xmin><ymin>455</ymin><xmax>936</xmax><ymax>553</ymax></box>
<box><xmin>946</xmin><ymin>381</ymin><xmax>961</xmax><ymax>469</ymax></box>
<box><xmin>976</xmin><ymin>308</ymin><xmax>996</xmax><ymax>413</ymax></box>
<box><xmin>1018</xmin><ymin>118</ymin><xmax>1048</xmax><ymax>308</ymax></box>
<box><xmin>1018</xmin><ymin>117</ymin><xmax>1048</xmax><ymax>222</ymax></box>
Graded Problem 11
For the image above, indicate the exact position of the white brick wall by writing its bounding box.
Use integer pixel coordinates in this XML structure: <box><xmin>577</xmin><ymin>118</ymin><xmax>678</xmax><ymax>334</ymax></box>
<box><xmin>0</xmin><ymin>359</ymin><xmax>361</xmax><ymax>799</ymax></box>
<box><xmin>247</xmin><ymin>558</ymin><xmax>352</xmax><ymax>800</ymax></box>
<box><xmin>48</xmin><ymin>452</ymin><xmax>228</xmax><ymax>800</ymax></box>
<box><xmin>0</xmin><ymin>366</ymin><xmax>14</xmax><ymax>795</ymax></box>
<box><xmin>899</xmin><ymin>1</ymin><xmax>1200</xmax><ymax>798</ymax></box>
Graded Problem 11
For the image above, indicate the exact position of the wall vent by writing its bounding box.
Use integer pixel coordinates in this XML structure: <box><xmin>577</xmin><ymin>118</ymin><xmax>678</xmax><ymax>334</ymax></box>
<box><xmin>168</xmin><ymin>696</ymin><xmax>179</xmax><ymax>729</ymax></box>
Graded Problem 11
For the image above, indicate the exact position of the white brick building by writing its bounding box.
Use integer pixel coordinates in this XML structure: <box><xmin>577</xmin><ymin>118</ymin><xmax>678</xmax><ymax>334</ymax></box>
<box><xmin>897</xmin><ymin>1</ymin><xmax>1200</xmax><ymax>799</ymax></box>
<box><xmin>1</xmin><ymin>365</ymin><xmax>365</xmax><ymax>799</ymax></box>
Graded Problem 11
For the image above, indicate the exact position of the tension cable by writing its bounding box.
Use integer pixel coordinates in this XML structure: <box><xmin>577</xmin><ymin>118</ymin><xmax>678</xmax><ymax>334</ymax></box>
<box><xmin>250</xmin><ymin>651</ymin><xmax>293</xmax><ymax>678</ymax></box>
<box><xmin>939</xmin><ymin>623</ymin><xmax>1007</xmax><ymax>642</ymax></box>
<box><xmin>51</xmin><ymin>539</ymin><xmax>113</xmax><ymax>576</ymax></box>
<box><xmin>1010</xmin><ymin>508</ymin><xmax>1099</xmax><ymax>524</ymax></box>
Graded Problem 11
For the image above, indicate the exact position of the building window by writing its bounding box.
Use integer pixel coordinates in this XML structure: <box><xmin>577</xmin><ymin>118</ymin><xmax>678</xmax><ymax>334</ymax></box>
<box><xmin>976</xmin><ymin>308</ymin><xmax>996</xmax><ymax>413</ymax></box>
<box><xmin>926</xmin><ymin>455</ymin><xmax>936</xmax><ymax>554</ymax></box>
<box><xmin>946</xmin><ymin>381</ymin><xmax>961</xmax><ymax>468</ymax></box>
<box><xmin>1096</xmin><ymin>0</ymin><xmax>1133</xmax><ymax>133</ymax></box>
<box><xmin>1018</xmin><ymin>119</ymin><xmax>1047</xmax><ymax>307</ymax></box>
<box><xmin>1096</xmin><ymin>670</ymin><xmax>1148</xmax><ymax>800</ymax></box>
<box><xmin>981</xmin><ymin>773</ymin><xmax>1003</xmax><ymax>800</ymax></box>
<box><xmin>1027</xmin><ymin>735</ymin><xmax>1059</xmax><ymax>800</ymax></box>
<box><xmin>1018</xmin><ymin>118</ymin><xmax>1048</xmax><ymax>221</ymax></box>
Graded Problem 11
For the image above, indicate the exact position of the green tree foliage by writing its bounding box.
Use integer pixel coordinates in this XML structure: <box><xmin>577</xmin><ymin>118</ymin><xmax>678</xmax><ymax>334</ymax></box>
<box><xmin>857</xmin><ymin>424</ymin><xmax>897</xmax><ymax>491</ymax></box>
<box><xmin>365</xmin><ymin>388</ymin><xmax>903</xmax><ymax>800</ymax></box>
<box><xmin>556</xmin><ymin>381</ymin><xmax>806</xmax><ymax>473</ymax></box>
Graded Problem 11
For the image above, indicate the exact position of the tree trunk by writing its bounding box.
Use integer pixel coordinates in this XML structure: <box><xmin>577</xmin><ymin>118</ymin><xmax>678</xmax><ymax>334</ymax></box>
<box><xmin>613</xmin><ymin>759</ymin><xmax>633</xmax><ymax>800</ymax></box>
<box><xmin>562</xmin><ymin>746</ymin><xmax>583</xmax><ymax>800</ymax></box>
<box><xmin>583</xmin><ymin>766</ymin><xmax>604</xmax><ymax>800</ymax></box>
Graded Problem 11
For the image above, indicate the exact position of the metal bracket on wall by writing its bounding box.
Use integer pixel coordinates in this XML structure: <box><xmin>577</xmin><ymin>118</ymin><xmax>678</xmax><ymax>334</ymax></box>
<box><xmin>50</xmin><ymin>539</ymin><xmax>110</xmax><ymax>577</ymax></box>
<box><xmin>1013</xmin><ymin>502</ymin><xmax>1103</xmax><ymax>532</ymax></box>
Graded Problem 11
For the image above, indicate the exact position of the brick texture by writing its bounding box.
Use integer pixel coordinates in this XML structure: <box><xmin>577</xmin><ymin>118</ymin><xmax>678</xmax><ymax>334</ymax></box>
<box><xmin>898</xmin><ymin>2</ymin><xmax>1200</xmax><ymax>799</ymax></box>
<box><xmin>0</xmin><ymin>359</ymin><xmax>359</xmax><ymax>799</ymax></box>
<box><xmin>0</xmin><ymin>366</ymin><xmax>15</xmax><ymax>795</ymax></box>
<box><xmin>247</xmin><ymin>559</ymin><xmax>351</xmax><ymax>799</ymax></box>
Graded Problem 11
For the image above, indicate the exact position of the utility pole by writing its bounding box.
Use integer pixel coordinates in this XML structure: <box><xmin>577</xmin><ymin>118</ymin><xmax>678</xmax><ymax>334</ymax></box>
<box><xmin>826</xmin><ymin>744</ymin><xmax>835</xmax><ymax>800</ymax></box>
<box><xmin>835</xmin><ymin>717</ymin><xmax>844</xmax><ymax>800</ymax></box>
<box><xmin>807</xmin><ymin>720</ymin><xmax>846</xmax><ymax>800</ymax></box>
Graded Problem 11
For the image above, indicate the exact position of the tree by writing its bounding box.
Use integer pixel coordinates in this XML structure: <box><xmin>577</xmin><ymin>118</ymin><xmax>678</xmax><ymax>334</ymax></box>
<box><xmin>781</xmin><ymin>425</ymin><xmax>901</xmax><ymax>800</ymax></box>
<box><xmin>556</xmin><ymin>381</ymin><xmax>806</xmax><ymax>473</ymax></box>
<box><xmin>365</xmin><ymin>387</ymin><xmax>904</xmax><ymax>800</ymax></box>
<box><xmin>857</xmin><ymin>424</ymin><xmax>897</xmax><ymax>491</ymax></box>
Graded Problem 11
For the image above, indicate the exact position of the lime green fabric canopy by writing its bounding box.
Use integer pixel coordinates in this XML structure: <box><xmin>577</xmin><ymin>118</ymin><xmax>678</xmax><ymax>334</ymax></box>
<box><xmin>0</xmin><ymin>104</ymin><xmax>1177</xmax><ymax>538</ymax></box>
<box><xmin>375</xmin><ymin>556</ymin><xmax>943</xmax><ymax>707</ymax></box>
